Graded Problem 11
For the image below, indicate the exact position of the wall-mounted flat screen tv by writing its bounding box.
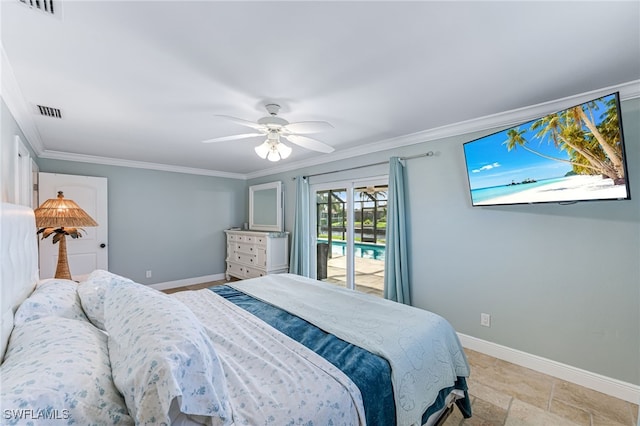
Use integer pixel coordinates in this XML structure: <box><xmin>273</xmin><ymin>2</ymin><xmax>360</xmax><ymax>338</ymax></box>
<box><xmin>463</xmin><ymin>92</ymin><xmax>630</xmax><ymax>206</ymax></box>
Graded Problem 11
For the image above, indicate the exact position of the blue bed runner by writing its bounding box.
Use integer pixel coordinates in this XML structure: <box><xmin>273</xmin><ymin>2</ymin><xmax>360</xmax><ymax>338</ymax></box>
<box><xmin>210</xmin><ymin>285</ymin><xmax>471</xmax><ymax>425</ymax></box>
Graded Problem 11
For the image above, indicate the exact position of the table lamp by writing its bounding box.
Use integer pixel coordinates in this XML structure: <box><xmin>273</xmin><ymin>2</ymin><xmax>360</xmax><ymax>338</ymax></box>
<box><xmin>34</xmin><ymin>191</ymin><xmax>98</xmax><ymax>280</ymax></box>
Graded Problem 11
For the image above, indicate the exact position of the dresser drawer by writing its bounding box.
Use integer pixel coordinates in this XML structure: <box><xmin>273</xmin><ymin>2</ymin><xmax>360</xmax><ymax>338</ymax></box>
<box><xmin>225</xmin><ymin>230</ymin><xmax>288</xmax><ymax>281</ymax></box>
<box><xmin>244</xmin><ymin>267</ymin><xmax>266</xmax><ymax>279</ymax></box>
<box><xmin>236</xmin><ymin>234</ymin><xmax>259</xmax><ymax>244</ymax></box>
<box><xmin>235</xmin><ymin>242</ymin><xmax>258</xmax><ymax>255</ymax></box>
<box><xmin>226</xmin><ymin>262</ymin><xmax>244</xmax><ymax>277</ymax></box>
<box><xmin>226</xmin><ymin>262</ymin><xmax>266</xmax><ymax>279</ymax></box>
<box><xmin>234</xmin><ymin>252</ymin><xmax>257</xmax><ymax>265</ymax></box>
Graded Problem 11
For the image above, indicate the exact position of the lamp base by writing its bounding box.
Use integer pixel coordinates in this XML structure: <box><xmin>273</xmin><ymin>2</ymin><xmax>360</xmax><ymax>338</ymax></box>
<box><xmin>54</xmin><ymin>234</ymin><xmax>72</xmax><ymax>280</ymax></box>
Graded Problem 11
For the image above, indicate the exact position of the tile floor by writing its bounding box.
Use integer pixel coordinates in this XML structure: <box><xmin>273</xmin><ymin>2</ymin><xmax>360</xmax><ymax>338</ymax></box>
<box><xmin>444</xmin><ymin>349</ymin><xmax>638</xmax><ymax>426</ymax></box>
<box><xmin>162</xmin><ymin>280</ymin><xmax>228</xmax><ymax>294</ymax></box>
<box><xmin>163</xmin><ymin>283</ymin><xmax>639</xmax><ymax>426</ymax></box>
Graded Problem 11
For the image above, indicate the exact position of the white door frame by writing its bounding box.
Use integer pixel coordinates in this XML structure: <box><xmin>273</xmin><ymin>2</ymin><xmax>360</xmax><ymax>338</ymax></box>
<box><xmin>14</xmin><ymin>135</ymin><xmax>32</xmax><ymax>207</ymax></box>
<box><xmin>31</xmin><ymin>158</ymin><xmax>39</xmax><ymax>209</ymax></box>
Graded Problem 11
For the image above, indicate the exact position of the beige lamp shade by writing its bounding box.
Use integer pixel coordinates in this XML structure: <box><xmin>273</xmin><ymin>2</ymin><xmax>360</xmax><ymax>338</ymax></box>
<box><xmin>34</xmin><ymin>191</ymin><xmax>98</xmax><ymax>280</ymax></box>
<box><xmin>34</xmin><ymin>191</ymin><xmax>98</xmax><ymax>228</ymax></box>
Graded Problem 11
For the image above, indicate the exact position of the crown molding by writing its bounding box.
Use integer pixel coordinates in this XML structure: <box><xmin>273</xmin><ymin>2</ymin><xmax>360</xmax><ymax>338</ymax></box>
<box><xmin>1</xmin><ymin>45</ymin><xmax>45</xmax><ymax>156</ymax></box>
<box><xmin>246</xmin><ymin>79</ymin><xmax>640</xmax><ymax>179</ymax></box>
<box><xmin>38</xmin><ymin>150</ymin><xmax>247</xmax><ymax>180</ymax></box>
<box><xmin>3</xmin><ymin>43</ymin><xmax>637</xmax><ymax>181</ymax></box>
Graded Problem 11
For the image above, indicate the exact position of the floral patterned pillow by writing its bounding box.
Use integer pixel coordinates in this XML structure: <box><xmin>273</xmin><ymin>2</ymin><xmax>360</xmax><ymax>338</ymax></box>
<box><xmin>13</xmin><ymin>279</ymin><xmax>88</xmax><ymax>326</ymax></box>
<box><xmin>77</xmin><ymin>269</ymin><xmax>134</xmax><ymax>330</ymax></box>
<box><xmin>0</xmin><ymin>316</ymin><xmax>133</xmax><ymax>425</ymax></box>
<box><xmin>105</xmin><ymin>280</ymin><xmax>232</xmax><ymax>425</ymax></box>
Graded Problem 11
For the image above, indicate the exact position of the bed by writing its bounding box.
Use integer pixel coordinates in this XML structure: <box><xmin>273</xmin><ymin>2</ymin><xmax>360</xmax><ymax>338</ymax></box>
<box><xmin>0</xmin><ymin>202</ymin><xmax>471</xmax><ymax>425</ymax></box>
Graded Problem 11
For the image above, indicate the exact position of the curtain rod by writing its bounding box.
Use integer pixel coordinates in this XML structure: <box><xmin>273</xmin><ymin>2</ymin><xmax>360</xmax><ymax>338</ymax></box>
<box><xmin>295</xmin><ymin>151</ymin><xmax>434</xmax><ymax>180</ymax></box>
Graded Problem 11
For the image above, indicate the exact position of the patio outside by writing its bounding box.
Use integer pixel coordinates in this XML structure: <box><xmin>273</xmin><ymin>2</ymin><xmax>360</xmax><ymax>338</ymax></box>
<box><xmin>324</xmin><ymin>255</ymin><xmax>385</xmax><ymax>297</ymax></box>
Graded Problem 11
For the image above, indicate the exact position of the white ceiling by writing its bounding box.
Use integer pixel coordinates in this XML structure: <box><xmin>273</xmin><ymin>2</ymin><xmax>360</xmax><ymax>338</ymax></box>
<box><xmin>2</xmin><ymin>1</ymin><xmax>639</xmax><ymax>179</ymax></box>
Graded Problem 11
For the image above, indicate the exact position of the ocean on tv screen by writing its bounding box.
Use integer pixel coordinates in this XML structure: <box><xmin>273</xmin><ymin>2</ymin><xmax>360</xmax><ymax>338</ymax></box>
<box><xmin>471</xmin><ymin>175</ymin><xmax>627</xmax><ymax>205</ymax></box>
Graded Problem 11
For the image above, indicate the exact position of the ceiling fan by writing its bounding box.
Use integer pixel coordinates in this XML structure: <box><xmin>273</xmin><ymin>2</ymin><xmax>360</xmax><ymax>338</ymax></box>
<box><xmin>202</xmin><ymin>104</ymin><xmax>335</xmax><ymax>161</ymax></box>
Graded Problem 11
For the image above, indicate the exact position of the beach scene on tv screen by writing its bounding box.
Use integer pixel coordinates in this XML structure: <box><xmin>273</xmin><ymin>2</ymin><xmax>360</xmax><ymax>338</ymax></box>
<box><xmin>464</xmin><ymin>93</ymin><xmax>629</xmax><ymax>206</ymax></box>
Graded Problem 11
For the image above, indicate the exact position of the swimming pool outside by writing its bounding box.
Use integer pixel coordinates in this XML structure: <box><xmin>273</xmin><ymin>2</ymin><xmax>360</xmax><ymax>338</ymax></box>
<box><xmin>317</xmin><ymin>239</ymin><xmax>385</xmax><ymax>261</ymax></box>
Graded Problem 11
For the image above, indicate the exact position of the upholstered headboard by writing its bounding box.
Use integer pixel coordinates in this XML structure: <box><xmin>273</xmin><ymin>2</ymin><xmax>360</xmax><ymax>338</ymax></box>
<box><xmin>0</xmin><ymin>203</ymin><xmax>39</xmax><ymax>360</ymax></box>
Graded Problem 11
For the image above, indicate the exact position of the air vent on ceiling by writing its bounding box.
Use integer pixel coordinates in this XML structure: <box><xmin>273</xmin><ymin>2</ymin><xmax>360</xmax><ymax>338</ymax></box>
<box><xmin>18</xmin><ymin>0</ymin><xmax>58</xmax><ymax>16</ymax></box>
<box><xmin>37</xmin><ymin>105</ymin><xmax>62</xmax><ymax>119</ymax></box>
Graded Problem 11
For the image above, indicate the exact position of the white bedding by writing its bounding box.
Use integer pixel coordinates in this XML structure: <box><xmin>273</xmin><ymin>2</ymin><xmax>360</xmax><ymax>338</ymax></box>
<box><xmin>103</xmin><ymin>277</ymin><xmax>232</xmax><ymax>425</ymax></box>
<box><xmin>1</xmin><ymin>316</ymin><xmax>133</xmax><ymax>425</ymax></box>
<box><xmin>229</xmin><ymin>273</ymin><xmax>470</xmax><ymax>426</ymax></box>
<box><xmin>1</xmin><ymin>265</ymin><xmax>368</xmax><ymax>425</ymax></box>
<box><xmin>0</xmin><ymin>199</ymin><xmax>466</xmax><ymax>425</ymax></box>
<box><xmin>172</xmin><ymin>289</ymin><xmax>366</xmax><ymax>426</ymax></box>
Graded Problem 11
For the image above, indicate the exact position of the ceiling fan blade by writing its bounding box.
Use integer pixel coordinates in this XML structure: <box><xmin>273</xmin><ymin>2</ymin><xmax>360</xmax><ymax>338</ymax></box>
<box><xmin>283</xmin><ymin>121</ymin><xmax>334</xmax><ymax>135</ymax></box>
<box><xmin>214</xmin><ymin>115</ymin><xmax>266</xmax><ymax>131</ymax></box>
<box><xmin>202</xmin><ymin>133</ymin><xmax>263</xmax><ymax>143</ymax></box>
<box><xmin>283</xmin><ymin>134</ymin><xmax>335</xmax><ymax>153</ymax></box>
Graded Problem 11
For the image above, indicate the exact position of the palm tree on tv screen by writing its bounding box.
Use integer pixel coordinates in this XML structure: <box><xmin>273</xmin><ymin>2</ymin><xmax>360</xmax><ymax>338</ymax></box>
<box><xmin>503</xmin><ymin>96</ymin><xmax>625</xmax><ymax>183</ymax></box>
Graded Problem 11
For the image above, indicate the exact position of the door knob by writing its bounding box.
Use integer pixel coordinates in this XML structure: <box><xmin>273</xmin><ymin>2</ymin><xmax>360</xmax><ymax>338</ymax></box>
<box><xmin>100</xmin><ymin>243</ymin><xmax>106</xmax><ymax>248</ymax></box>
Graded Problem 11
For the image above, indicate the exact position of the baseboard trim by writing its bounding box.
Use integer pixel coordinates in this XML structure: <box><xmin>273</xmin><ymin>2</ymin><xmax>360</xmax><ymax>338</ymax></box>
<box><xmin>457</xmin><ymin>333</ymin><xmax>639</xmax><ymax>404</ymax></box>
<box><xmin>149</xmin><ymin>273</ymin><xmax>226</xmax><ymax>291</ymax></box>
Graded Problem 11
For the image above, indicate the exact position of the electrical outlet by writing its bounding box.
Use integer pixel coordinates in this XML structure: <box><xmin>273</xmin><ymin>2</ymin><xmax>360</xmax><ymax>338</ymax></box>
<box><xmin>146</xmin><ymin>270</ymin><xmax>152</xmax><ymax>278</ymax></box>
<box><xmin>480</xmin><ymin>313</ymin><xmax>491</xmax><ymax>327</ymax></box>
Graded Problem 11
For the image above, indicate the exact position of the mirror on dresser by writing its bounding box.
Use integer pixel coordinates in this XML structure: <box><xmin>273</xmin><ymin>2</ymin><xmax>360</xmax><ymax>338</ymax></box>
<box><xmin>249</xmin><ymin>181</ymin><xmax>283</xmax><ymax>232</ymax></box>
<box><xmin>225</xmin><ymin>181</ymin><xmax>288</xmax><ymax>281</ymax></box>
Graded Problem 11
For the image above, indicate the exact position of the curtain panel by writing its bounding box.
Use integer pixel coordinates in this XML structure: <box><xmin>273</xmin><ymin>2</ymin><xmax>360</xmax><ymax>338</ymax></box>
<box><xmin>289</xmin><ymin>176</ymin><xmax>310</xmax><ymax>277</ymax></box>
<box><xmin>384</xmin><ymin>157</ymin><xmax>411</xmax><ymax>305</ymax></box>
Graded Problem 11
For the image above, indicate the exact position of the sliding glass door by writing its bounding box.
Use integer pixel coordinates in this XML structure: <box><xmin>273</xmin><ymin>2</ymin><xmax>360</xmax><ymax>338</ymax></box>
<box><xmin>315</xmin><ymin>188</ymin><xmax>349</xmax><ymax>288</ymax></box>
<box><xmin>353</xmin><ymin>185</ymin><xmax>387</xmax><ymax>295</ymax></box>
<box><xmin>312</xmin><ymin>179</ymin><xmax>387</xmax><ymax>296</ymax></box>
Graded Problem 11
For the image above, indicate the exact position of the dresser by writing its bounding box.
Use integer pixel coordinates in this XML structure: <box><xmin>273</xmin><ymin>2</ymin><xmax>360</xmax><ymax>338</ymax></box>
<box><xmin>224</xmin><ymin>230</ymin><xmax>289</xmax><ymax>280</ymax></box>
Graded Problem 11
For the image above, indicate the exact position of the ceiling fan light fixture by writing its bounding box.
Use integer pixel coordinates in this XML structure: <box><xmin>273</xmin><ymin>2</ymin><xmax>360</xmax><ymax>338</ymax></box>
<box><xmin>277</xmin><ymin>142</ymin><xmax>292</xmax><ymax>159</ymax></box>
<box><xmin>258</xmin><ymin>139</ymin><xmax>292</xmax><ymax>162</ymax></box>
<box><xmin>254</xmin><ymin>141</ymin><xmax>270</xmax><ymax>159</ymax></box>
<box><xmin>209</xmin><ymin>104</ymin><xmax>334</xmax><ymax>158</ymax></box>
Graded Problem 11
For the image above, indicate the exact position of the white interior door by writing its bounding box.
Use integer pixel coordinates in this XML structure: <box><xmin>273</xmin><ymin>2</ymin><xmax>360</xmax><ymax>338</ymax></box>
<box><xmin>38</xmin><ymin>173</ymin><xmax>108</xmax><ymax>281</ymax></box>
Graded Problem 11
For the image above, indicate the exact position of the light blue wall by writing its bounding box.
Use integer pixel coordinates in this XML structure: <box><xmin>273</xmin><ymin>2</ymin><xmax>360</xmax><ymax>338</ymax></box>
<box><xmin>5</xmin><ymin>89</ymin><xmax>639</xmax><ymax>385</ymax></box>
<box><xmin>250</xmin><ymin>98</ymin><xmax>640</xmax><ymax>385</ymax></box>
<box><xmin>37</xmin><ymin>159</ymin><xmax>247</xmax><ymax>284</ymax></box>
<box><xmin>2</xmin><ymin>100</ymin><xmax>246</xmax><ymax>285</ymax></box>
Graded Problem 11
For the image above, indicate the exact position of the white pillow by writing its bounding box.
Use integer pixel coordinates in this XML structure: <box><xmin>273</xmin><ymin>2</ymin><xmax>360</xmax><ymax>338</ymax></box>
<box><xmin>77</xmin><ymin>269</ymin><xmax>134</xmax><ymax>330</ymax></box>
<box><xmin>0</xmin><ymin>316</ymin><xmax>133</xmax><ymax>425</ymax></box>
<box><xmin>13</xmin><ymin>279</ymin><xmax>88</xmax><ymax>326</ymax></box>
<box><xmin>104</xmin><ymin>280</ymin><xmax>232</xmax><ymax>425</ymax></box>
